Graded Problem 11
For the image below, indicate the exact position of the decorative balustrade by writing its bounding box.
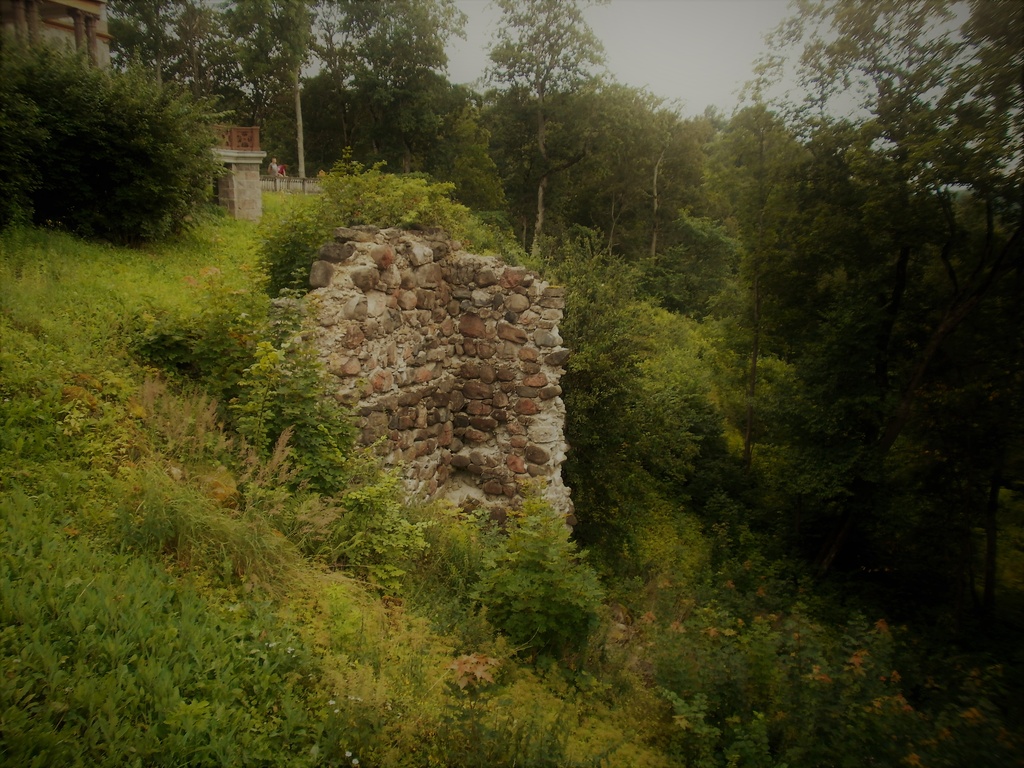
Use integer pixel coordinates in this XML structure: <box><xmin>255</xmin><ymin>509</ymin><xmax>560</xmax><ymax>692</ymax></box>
<box><xmin>261</xmin><ymin>175</ymin><xmax>323</xmax><ymax>194</ymax></box>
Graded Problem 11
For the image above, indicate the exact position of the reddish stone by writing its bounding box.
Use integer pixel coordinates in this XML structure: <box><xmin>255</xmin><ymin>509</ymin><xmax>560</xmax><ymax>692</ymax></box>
<box><xmin>371</xmin><ymin>370</ymin><xmax>394</xmax><ymax>392</ymax></box>
<box><xmin>463</xmin><ymin>381</ymin><xmax>491</xmax><ymax>399</ymax></box>
<box><xmin>370</xmin><ymin>244</ymin><xmax>394</xmax><ymax>269</ymax></box>
<box><xmin>414</xmin><ymin>366</ymin><xmax>434</xmax><ymax>383</ymax></box>
<box><xmin>507</xmin><ymin>455</ymin><xmax>527</xmax><ymax>474</ymax></box>
<box><xmin>467</xmin><ymin>400</ymin><xmax>492</xmax><ymax>415</ymax></box>
<box><xmin>464</xmin><ymin>428</ymin><xmax>489</xmax><ymax>443</ymax></box>
<box><xmin>523</xmin><ymin>373</ymin><xmax>548</xmax><ymax>387</ymax></box>
<box><xmin>500</xmin><ymin>267</ymin><xmax>527</xmax><ymax>288</ymax></box>
<box><xmin>459</xmin><ymin>313</ymin><xmax>487</xmax><ymax>338</ymax></box>
<box><xmin>518</xmin><ymin>346</ymin><xmax>539</xmax><ymax>362</ymax></box>
<box><xmin>516</xmin><ymin>398</ymin><xmax>541</xmax><ymax>415</ymax></box>
<box><xmin>439</xmin><ymin>422</ymin><xmax>454</xmax><ymax>446</ymax></box>
<box><xmin>343</xmin><ymin>326</ymin><xmax>365</xmax><ymax>349</ymax></box>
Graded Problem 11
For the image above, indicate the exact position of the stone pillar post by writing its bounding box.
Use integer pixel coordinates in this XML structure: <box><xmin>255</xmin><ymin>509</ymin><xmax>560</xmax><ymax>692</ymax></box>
<box><xmin>85</xmin><ymin>13</ymin><xmax>98</xmax><ymax>64</ymax></box>
<box><xmin>71</xmin><ymin>8</ymin><xmax>85</xmax><ymax>51</ymax></box>
<box><xmin>13</xmin><ymin>0</ymin><xmax>27</xmax><ymax>37</ymax></box>
<box><xmin>213</xmin><ymin>149</ymin><xmax>267</xmax><ymax>221</ymax></box>
<box><xmin>26</xmin><ymin>0</ymin><xmax>39</xmax><ymax>41</ymax></box>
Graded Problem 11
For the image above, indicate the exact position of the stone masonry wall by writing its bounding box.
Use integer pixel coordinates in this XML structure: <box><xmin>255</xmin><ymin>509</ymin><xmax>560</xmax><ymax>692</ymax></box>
<box><xmin>309</xmin><ymin>225</ymin><xmax>573</xmax><ymax>519</ymax></box>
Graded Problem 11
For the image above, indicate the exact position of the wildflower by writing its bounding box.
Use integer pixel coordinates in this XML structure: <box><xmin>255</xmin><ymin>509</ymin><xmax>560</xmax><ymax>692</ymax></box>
<box><xmin>345</xmin><ymin>751</ymin><xmax>352</xmax><ymax>758</ymax></box>
<box><xmin>329</xmin><ymin>700</ymin><xmax>336</xmax><ymax>706</ymax></box>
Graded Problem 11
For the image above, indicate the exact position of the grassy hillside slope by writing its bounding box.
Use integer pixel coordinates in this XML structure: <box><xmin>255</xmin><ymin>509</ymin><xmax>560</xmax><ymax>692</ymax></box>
<box><xmin>2</xmin><ymin>203</ymin><xmax>1019</xmax><ymax>767</ymax></box>
<box><xmin>0</xmin><ymin>210</ymin><xmax>670</xmax><ymax>767</ymax></box>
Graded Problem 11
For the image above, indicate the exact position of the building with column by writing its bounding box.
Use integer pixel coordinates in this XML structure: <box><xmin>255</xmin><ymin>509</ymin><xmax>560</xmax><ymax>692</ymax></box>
<box><xmin>0</xmin><ymin>0</ymin><xmax>111</xmax><ymax>66</ymax></box>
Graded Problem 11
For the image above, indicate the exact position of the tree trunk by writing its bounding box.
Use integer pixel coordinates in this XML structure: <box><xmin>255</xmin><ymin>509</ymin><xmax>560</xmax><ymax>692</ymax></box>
<box><xmin>982</xmin><ymin>452</ymin><xmax>1003</xmax><ymax>614</ymax></box>
<box><xmin>295</xmin><ymin>69</ymin><xmax>306</xmax><ymax>178</ymax></box>
<box><xmin>532</xmin><ymin>102</ymin><xmax>548</xmax><ymax>257</ymax></box>
<box><xmin>534</xmin><ymin>173</ymin><xmax>548</xmax><ymax>257</ymax></box>
<box><xmin>744</xmin><ymin>271</ymin><xmax>761</xmax><ymax>472</ymax></box>
<box><xmin>650</xmin><ymin>148</ymin><xmax>665</xmax><ymax>258</ymax></box>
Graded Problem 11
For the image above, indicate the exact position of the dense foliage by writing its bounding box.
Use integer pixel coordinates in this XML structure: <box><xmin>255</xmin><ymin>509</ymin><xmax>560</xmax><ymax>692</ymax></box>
<box><xmin>0</xmin><ymin>44</ymin><xmax>219</xmax><ymax>242</ymax></box>
<box><xmin>260</xmin><ymin>160</ymin><xmax>515</xmax><ymax>296</ymax></box>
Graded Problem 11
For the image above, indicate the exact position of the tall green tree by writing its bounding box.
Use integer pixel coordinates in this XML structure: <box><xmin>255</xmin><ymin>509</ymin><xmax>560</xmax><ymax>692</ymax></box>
<box><xmin>308</xmin><ymin>0</ymin><xmax>464</xmax><ymax>173</ymax></box>
<box><xmin>560</xmin><ymin>84</ymin><xmax>707</xmax><ymax>261</ymax></box>
<box><xmin>108</xmin><ymin>0</ymin><xmax>182</xmax><ymax>85</ymax></box>
<box><xmin>745</xmin><ymin>0</ymin><xmax>1024</xmax><ymax>587</ymax></box>
<box><xmin>108</xmin><ymin>0</ymin><xmax>232</xmax><ymax>99</ymax></box>
<box><xmin>706</xmin><ymin>104</ymin><xmax>805</xmax><ymax>472</ymax></box>
<box><xmin>222</xmin><ymin>0</ymin><xmax>312</xmax><ymax>147</ymax></box>
<box><xmin>487</xmin><ymin>0</ymin><xmax>605</xmax><ymax>255</ymax></box>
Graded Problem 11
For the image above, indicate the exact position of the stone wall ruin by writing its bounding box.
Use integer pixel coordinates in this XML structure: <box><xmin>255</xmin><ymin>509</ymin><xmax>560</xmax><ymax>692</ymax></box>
<box><xmin>309</xmin><ymin>225</ymin><xmax>573</xmax><ymax>519</ymax></box>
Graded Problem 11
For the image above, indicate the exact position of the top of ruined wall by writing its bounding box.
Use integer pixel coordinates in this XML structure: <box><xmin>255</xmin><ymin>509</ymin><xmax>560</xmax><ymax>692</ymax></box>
<box><xmin>308</xmin><ymin>225</ymin><xmax>573</xmax><ymax>520</ymax></box>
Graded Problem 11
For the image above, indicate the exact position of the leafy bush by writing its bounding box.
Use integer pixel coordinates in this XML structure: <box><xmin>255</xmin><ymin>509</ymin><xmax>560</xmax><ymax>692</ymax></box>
<box><xmin>261</xmin><ymin>160</ymin><xmax>517</xmax><ymax>296</ymax></box>
<box><xmin>231</xmin><ymin>295</ymin><xmax>355</xmax><ymax>496</ymax></box>
<box><xmin>0</xmin><ymin>50</ymin><xmax>43</xmax><ymax>229</ymax></box>
<box><xmin>474</xmin><ymin>497</ymin><xmax>604</xmax><ymax>657</ymax></box>
<box><xmin>280</xmin><ymin>455</ymin><xmax>431</xmax><ymax>592</ymax></box>
<box><xmin>139</xmin><ymin>273</ymin><xmax>354</xmax><ymax>496</ymax></box>
<box><xmin>138</xmin><ymin>266</ymin><xmax>268</xmax><ymax>405</ymax></box>
<box><xmin>0</xmin><ymin>45</ymin><xmax>219</xmax><ymax>242</ymax></box>
<box><xmin>0</xmin><ymin>493</ymin><xmax>322</xmax><ymax>767</ymax></box>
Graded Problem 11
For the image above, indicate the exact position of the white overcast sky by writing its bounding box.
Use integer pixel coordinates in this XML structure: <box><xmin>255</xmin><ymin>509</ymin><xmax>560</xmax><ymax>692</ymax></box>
<box><xmin>445</xmin><ymin>0</ymin><xmax>795</xmax><ymax>116</ymax></box>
